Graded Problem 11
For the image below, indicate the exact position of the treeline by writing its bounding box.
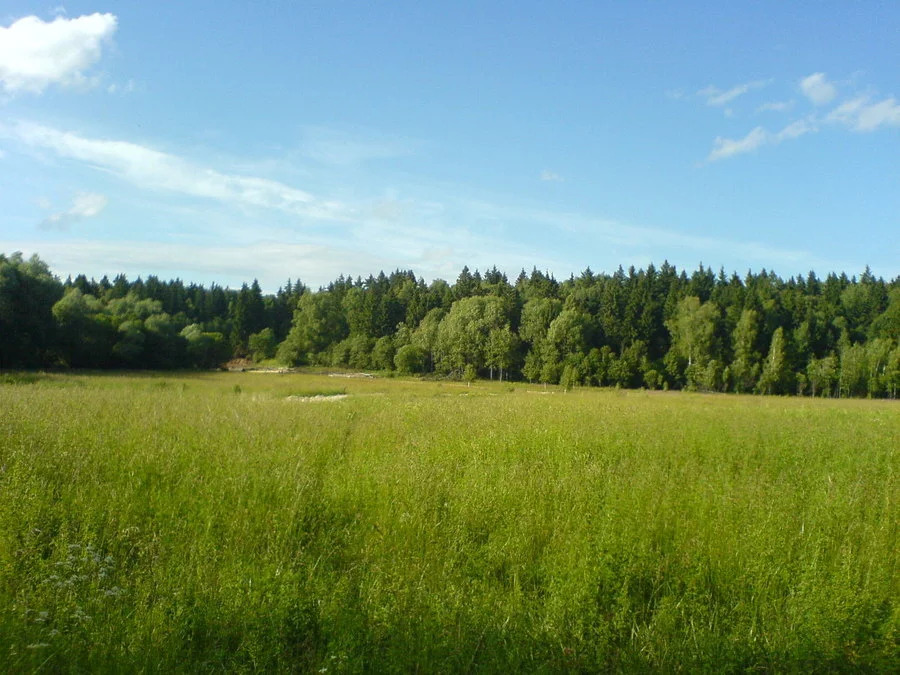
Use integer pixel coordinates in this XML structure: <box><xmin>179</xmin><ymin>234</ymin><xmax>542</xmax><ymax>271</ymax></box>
<box><xmin>2</xmin><ymin>251</ymin><xmax>899</xmax><ymax>397</ymax></box>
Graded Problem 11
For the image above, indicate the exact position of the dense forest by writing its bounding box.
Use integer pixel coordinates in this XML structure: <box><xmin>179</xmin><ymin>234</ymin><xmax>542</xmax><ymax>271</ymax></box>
<box><xmin>2</xmin><ymin>251</ymin><xmax>898</xmax><ymax>397</ymax></box>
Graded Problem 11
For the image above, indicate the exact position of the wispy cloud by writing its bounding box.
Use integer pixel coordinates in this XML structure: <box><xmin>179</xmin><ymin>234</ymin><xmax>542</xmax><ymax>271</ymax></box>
<box><xmin>707</xmin><ymin>118</ymin><xmax>816</xmax><ymax>162</ymax></box>
<box><xmin>0</xmin><ymin>239</ymin><xmax>388</xmax><ymax>291</ymax></box>
<box><xmin>799</xmin><ymin>73</ymin><xmax>837</xmax><ymax>106</ymax></box>
<box><xmin>540</xmin><ymin>170</ymin><xmax>563</xmax><ymax>182</ymax></box>
<box><xmin>0</xmin><ymin>13</ymin><xmax>117</xmax><ymax>94</ymax></box>
<box><xmin>827</xmin><ymin>96</ymin><xmax>900</xmax><ymax>132</ymax></box>
<box><xmin>39</xmin><ymin>192</ymin><xmax>108</xmax><ymax>230</ymax></box>
<box><xmin>698</xmin><ymin>80</ymin><xmax>768</xmax><ymax>107</ymax></box>
<box><xmin>757</xmin><ymin>100</ymin><xmax>793</xmax><ymax>113</ymax></box>
<box><xmin>774</xmin><ymin>118</ymin><xmax>816</xmax><ymax>141</ymax></box>
<box><xmin>106</xmin><ymin>79</ymin><xmax>136</xmax><ymax>95</ymax></box>
<box><xmin>1</xmin><ymin>180</ymin><xmax>861</xmax><ymax>289</ymax></box>
<box><xmin>0</xmin><ymin>217</ymin><xmax>569</xmax><ymax>291</ymax></box>
<box><xmin>702</xmin><ymin>69</ymin><xmax>900</xmax><ymax>161</ymax></box>
<box><xmin>707</xmin><ymin>127</ymin><xmax>768</xmax><ymax>161</ymax></box>
<box><xmin>458</xmin><ymin>200</ymin><xmax>853</xmax><ymax>274</ymax></box>
<box><xmin>300</xmin><ymin>126</ymin><xmax>416</xmax><ymax>167</ymax></box>
<box><xmin>7</xmin><ymin>121</ymin><xmax>351</xmax><ymax>220</ymax></box>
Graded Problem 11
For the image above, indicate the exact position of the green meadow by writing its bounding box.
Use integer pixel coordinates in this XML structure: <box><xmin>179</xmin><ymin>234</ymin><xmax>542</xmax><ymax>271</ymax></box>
<box><xmin>1</xmin><ymin>372</ymin><xmax>897</xmax><ymax>672</ymax></box>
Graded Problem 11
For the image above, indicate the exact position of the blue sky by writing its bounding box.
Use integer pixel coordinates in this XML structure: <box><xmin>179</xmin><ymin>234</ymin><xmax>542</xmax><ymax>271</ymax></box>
<box><xmin>1</xmin><ymin>1</ymin><xmax>898</xmax><ymax>290</ymax></box>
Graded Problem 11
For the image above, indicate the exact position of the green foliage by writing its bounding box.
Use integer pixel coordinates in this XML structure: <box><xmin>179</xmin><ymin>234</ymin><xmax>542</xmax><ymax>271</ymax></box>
<box><xmin>730</xmin><ymin>309</ymin><xmax>761</xmax><ymax>392</ymax></box>
<box><xmin>394</xmin><ymin>344</ymin><xmax>427</xmax><ymax>374</ymax></box>
<box><xmin>839</xmin><ymin>342</ymin><xmax>868</xmax><ymax>398</ymax></box>
<box><xmin>486</xmin><ymin>325</ymin><xmax>518</xmax><ymax>380</ymax></box>
<box><xmin>370</xmin><ymin>335</ymin><xmax>395</xmax><ymax>371</ymax></box>
<box><xmin>52</xmin><ymin>288</ymin><xmax>117</xmax><ymax>368</ymax></box>
<box><xmin>642</xmin><ymin>368</ymin><xmax>662</xmax><ymax>390</ymax></box>
<box><xmin>434</xmin><ymin>296</ymin><xmax>508</xmax><ymax>374</ymax></box>
<box><xmin>519</xmin><ymin>297</ymin><xmax>562</xmax><ymax>344</ymax></box>
<box><xmin>463</xmin><ymin>363</ymin><xmax>477</xmax><ymax>384</ymax></box>
<box><xmin>610</xmin><ymin>340</ymin><xmax>647</xmax><ymax>388</ymax></box>
<box><xmin>112</xmin><ymin>320</ymin><xmax>145</xmax><ymax>365</ymax></box>
<box><xmin>807</xmin><ymin>354</ymin><xmax>838</xmax><ymax>397</ymax></box>
<box><xmin>869</xmin><ymin>288</ymin><xmax>900</xmax><ymax>340</ymax></box>
<box><xmin>248</xmin><ymin>328</ymin><xmax>277</xmax><ymax>362</ymax></box>
<box><xmin>0</xmin><ymin>253</ymin><xmax>63</xmax><ymax>368</ymax></box>
<box><xmin>2</xmin><ymin>251</ymin><xmax>898</xmax><ymax>398</ymax></box>
<box><xmin>229</xmin><ymin>280</ymin><xmax>266</xmax><ymax>354</ymax></box>
<box><xmin>666</xmin><ymin>296</ymin><xmax>720</xmax><ymax>372</ymax></box>
<box><xmin>279</xmin><ymin>292</ymin><xmax>349</xmax><ymax>365</ymax></box>
<box><xmin>544</xmin><ymin>308</ymin><xmax>592</xmax><ymax>364</ymax></box>
<box><xmin>559</xmin><ymin>362</ymin><xmax>581</xmax><ymax>390</ymax></box>
<box><xmin>181</xmin><ymin>324</ymin><xmax>231</xmax><ymax>369</ymax></box>
<box><xmin>758</xmin><ymin>327</ymin><xmax>792</xmax><ymax>395</ymax></box>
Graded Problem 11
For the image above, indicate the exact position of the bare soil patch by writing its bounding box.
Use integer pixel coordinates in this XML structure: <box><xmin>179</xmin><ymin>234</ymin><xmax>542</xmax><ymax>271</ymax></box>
<box><xmin>285</xmin><ymin>394</ymin><xmax>349</xmax><ymax>402</ymax></box>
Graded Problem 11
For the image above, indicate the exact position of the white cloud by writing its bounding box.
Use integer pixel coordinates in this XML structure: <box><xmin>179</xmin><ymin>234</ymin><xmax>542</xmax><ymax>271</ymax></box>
<box><xmin>757</xmin><ymin>100</ymin><xmax>794</xmax><ymax>113</ymax></box>
<box><xmin>707</xmin><ymin>118</ymin><xmax>817</xmax><ymax>162</ymax></box>
<box><xmin>0</xmin><ymin>13</ymin><xmax>117</xmax><ymax>94</ymax></box>
<box><xmin>800</xmin><ymin>73</ymin><xmax>837</xmax><ymax>106</ymax></box>
<box><xmin>827</xmin><ymin>97</ymin><xmax>866</xmax><ymax>125</ymax></box>
<box><xmin>854</xmin><ymin>98</ymin><xmax>900</xmax><ymax>131</ymax></box>
<box><xmin>456</xmin><ymin>200</ymin><xmax>854</xmax><ymax>274</ymax></box>
<box><xmin>300</xmin><ymin>126</ymin><xmax>415</xmax><ymax>166</ymax></box>
<box><xmin>707</xmin><ymin>126</ymin><xmax>768</xmax><ymax>161</ymax></box>
<box><xmin>0</xmin><ymin>225</ymin><xmax>566</xmax><ymax>291</ymax></box>
<box><xmin>106</xmin><ymin>79</ymin><xmax>136</xmax><ymax>95</ymax></box>
<box><xmin>774</xmin><ymin>119</ymin><xmax>816</xmax><ymax>141</ymax></box>
<box><xmin>2</xmin><ymin>184</ymin><xmax>862</xmax><ymax>290</ymax></box>
<box><xmin>8</xmin><ymin>121</ymin><xmax>350</xmax><ymax>220</ymax></box>
<box><xmin>0</xmin><ymin>239</ymin><xmax>387</xmax><ymax>291</ymax></box>
<box><xmin>705</xmin><ymin>75</ymin><xmax>898</xmax><ymax>161</ymax></box>
<box><xmin>540</xmin><ymin>170</ymin><xmax>563</xmax><ymax>182</ymax></box>
<box><xmin>828</xmin><ymin>96</ymin><xmax>900</xmax><ymax>132</ymax></box>
<box><xmin>39</xmin><ymin>192</ymin><xmax>108</xmax><ymax>230</ymax></box>
<box><xmin>698</xmin><ymin>80</ymin><xmax>768</xmax><ymax>107</ymax></box>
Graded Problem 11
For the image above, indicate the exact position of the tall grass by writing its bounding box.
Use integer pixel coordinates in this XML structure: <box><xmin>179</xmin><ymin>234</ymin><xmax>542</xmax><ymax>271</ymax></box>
<box><xmin>1</xmin><ymin>373</ymin><xmax>897</xmax><ymax>671</ymax></box>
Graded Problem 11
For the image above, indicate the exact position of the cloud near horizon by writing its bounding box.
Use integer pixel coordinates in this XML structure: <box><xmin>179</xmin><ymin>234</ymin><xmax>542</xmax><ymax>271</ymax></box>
<box><xmin>39</xmin><ymin>192</ymin><xmax>108</xmax><ymax>230</ymax></box>
<box><xmin>0</xmin><ymin>13</ymin><xmax>117</xmax><ymax>94</ymax></box>
<box><xmin>7</xmin><ymin>121</ymin><xmax>350</xmax><ymax>220</ymax></box>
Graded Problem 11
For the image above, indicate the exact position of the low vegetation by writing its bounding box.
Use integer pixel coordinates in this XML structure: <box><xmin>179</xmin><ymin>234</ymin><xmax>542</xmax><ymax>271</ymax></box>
<box><xmin>1</xmin><ymin>372</ymin><xmax>897</xmax><ymax>671</ymax></box>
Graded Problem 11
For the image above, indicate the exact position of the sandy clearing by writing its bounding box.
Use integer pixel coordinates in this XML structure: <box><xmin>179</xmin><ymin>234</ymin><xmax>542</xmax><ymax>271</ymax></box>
<box><xmin>285</xmin><ymin>394</ymin><xmax>349</xmax><ymax>402</ymax></box>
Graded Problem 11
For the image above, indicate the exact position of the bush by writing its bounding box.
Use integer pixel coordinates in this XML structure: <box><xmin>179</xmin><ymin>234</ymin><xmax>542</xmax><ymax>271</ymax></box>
<box><xmin>394</xmin><ymin>344</ymin><xmax>427</xmax><ymax>374</ymax></box>
<box><xmin>248</xmin><ymin>328</ymin><xmax>277</xmax><ymax>362</ymax></box>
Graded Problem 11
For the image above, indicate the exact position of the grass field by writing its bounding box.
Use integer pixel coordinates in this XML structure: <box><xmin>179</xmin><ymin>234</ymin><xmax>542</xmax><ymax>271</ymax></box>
<box><xmin>1</xmin><ymin>371</ymin><xmax>897</xmax><ymax>672</ymax></box>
